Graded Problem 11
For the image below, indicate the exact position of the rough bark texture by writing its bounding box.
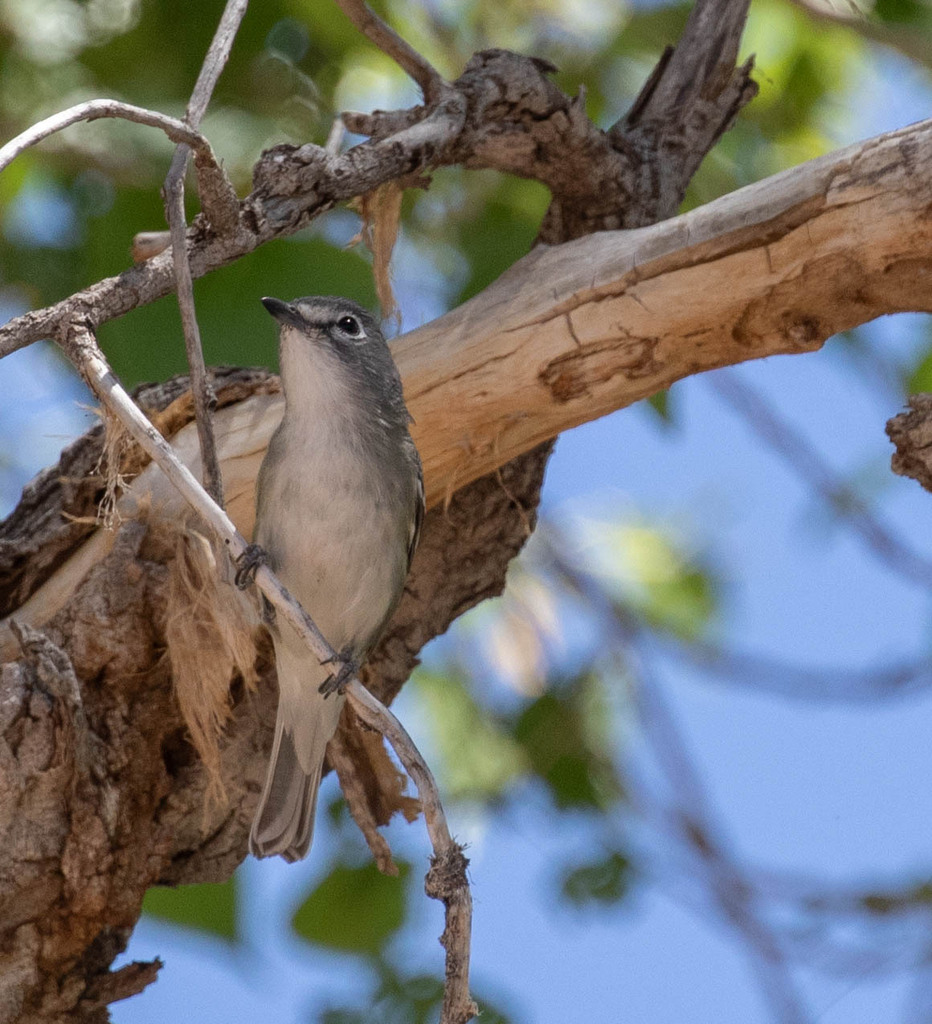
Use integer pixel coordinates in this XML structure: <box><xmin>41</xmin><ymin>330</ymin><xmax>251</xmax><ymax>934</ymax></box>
<box><xmin>888</xmin><ymin>395</ymin><xmax>932</xmax><ymax>493</ymax></box>
<box><xmin>0</xmin><ymin>0</ymin><xmax>758</xmax><ymax>1019</ymax></box>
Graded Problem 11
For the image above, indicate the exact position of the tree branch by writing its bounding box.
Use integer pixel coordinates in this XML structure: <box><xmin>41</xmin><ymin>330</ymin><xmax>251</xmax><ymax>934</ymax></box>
<box><xmin>161</xmin><ymin>0</ymin><xmax>250</xmax><ymax>508</ymax></box>
<box><xmin>6</xmin><ymin>117</ymin><xmax>932</xmax><ymax>648</ymax></box>
<box><xmin>0</xmin><ymin>99</ymin><xmax>222</xmax><ymax>175</ymax></box>
<box><xmin>334</xmin><ymin>0</ymin><xmax>447</xmax><ymax>103</ymax></box>
<box><xmin>0</xmin><ymin>37</ymin><xmax>746</xmax><ymax>360</ymax></box>
<box><xmin>392</xmin><ymin>118</ymin><xmax>932</xmax><ymax>505</ymax></box>
<box><xmin>709</xmin><ymin>371</ymin><xmax>932</xmax><ymax>586</ymax></box>
<box><xmin>888</xmin><ymin>394</ymin><xmax>932</xmax><ymax>494</ymax></box>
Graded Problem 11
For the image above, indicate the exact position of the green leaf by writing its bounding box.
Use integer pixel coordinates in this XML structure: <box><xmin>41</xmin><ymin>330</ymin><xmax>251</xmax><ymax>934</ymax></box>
<box><xmin>560</xmin><ymin>851</ymin><xmax>633</xmax><ymax>907</ymax></box>
<box><xmin>874</xmin><ymin>0</ymin><xmax>928</xmax><ymax>25</ymax></box>
<box><xmin>644</xmin><ymin>389</ymin><xmax>674</xmax><ymax>426</ymax></box>
<box><xmin>907</xmin><ymin>345</ymin><xmax>932</xmax><ymax>395</ymax></box>
<box><xmin>512</xmin><ymin>675</ymin><xmax>622</xmax><ymax>811</ymax></box>
<box><xmin>142</xmin><ymin>877</ymin><xmax>237</xmax><ymax>941</ymax></box>
<box><xmin>594</xmin><ymin>522</ymin><xmax>718</xmax><ymax>639</ymax></box>
<box><xmin>292</xmin><ymin>859</ymin><xmax>410</xmax><ymax>956</ymax></box>
<box><xmin>412</xmin><ymin>669</ymin><xmax>526</xmax><ymax>800</ymax></box>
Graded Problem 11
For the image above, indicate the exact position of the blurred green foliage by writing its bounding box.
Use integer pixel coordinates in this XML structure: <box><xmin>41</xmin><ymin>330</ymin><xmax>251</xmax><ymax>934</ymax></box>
<box><xmin>560</xmin><ymin>849</ymin><xmax>633</xmax><ymax>907</ymax></box>
<box><xmin>142</xmin><ymin>876</ymin><xmax>237</xmax><ymax>941</ymax></box>
<box><xmin>412</xmin><ymin>668</ymin><xmax>527</xmax><ymax>801</ymax></box>
<box><xmin>512</xmin><ymin>674</ymin><xmax>623</xmax><ymax>810</ymax></box>
<box><xmin>320</xmin><ymin>964</ymin><xmax>514</xmax><ymax>1024</ymax></box>
<box><xmin>292</xmin><ymin>858</ymin><xmax>411</xmax><ymax>955</ymax></box>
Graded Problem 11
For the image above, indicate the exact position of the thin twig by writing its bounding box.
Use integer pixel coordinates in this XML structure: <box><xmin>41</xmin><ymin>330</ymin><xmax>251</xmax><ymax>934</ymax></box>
<box><xmin>658</xmin><ymin>633</ymin><xmax>932</xmax><ymax>703</ymax></box>
<box><xmin>164</xmin><ymin>179</ymin><xmax>224</xmax><ymax>505</ymax></box>
<box><xmin>185</xmin><ymin>0</ymin><xmax>250</xmax><ymax>127</ymax></box>
<box><xmin>161</xmin><ymin>0</ymin><xmax>249</xmax><ymax>509</ymax></box>
<box><xmin>325</xmin><ymin>117</ymin><xmax>346</xmax><ymax>155</ymax></box>
<box><xmin>334</xmin><ymin>0</ymin><xmax>446</xmax><ymax>103</ymax></box>
<box><xmin>708</xmin><ymin>370</ymin><xmax>932</xmax><ymax>588</ymax></box>
<box><xmin>60</xmin><ymin>319</ymin><xmax>476</xmax><ymax>1024</ymax></box>
<box><xmin>0</xmin><ymin>99</ymin><xmax>221</xmax><ymax>175</ymax></box>
<box><xmin>347</xmin><ymin>679</ymin><xmax>477</xmax><ymax>1024</ymax></box>
<box><xmin>166</xmin><ymin>0</ymin><xmax>246</xmax><ymax>233</ymax></box>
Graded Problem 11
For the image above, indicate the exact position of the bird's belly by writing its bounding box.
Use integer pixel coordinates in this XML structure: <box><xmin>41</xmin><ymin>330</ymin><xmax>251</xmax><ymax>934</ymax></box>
<box><xmin>256</xmin><ymin>461</ymin><xmax>406</xmax><ymax>655</ymax></box>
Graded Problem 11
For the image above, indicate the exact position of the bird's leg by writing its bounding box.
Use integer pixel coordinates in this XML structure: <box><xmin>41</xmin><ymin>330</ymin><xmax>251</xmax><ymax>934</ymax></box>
<box><xmin>234</xmin><ymin>543</ymin><xmax>266</xmax><ymax>588</ymax></box>
<box><xmin>319</xmin><ymin>645</ymin><xmax>359</xmax><ymax>697</ymax></box>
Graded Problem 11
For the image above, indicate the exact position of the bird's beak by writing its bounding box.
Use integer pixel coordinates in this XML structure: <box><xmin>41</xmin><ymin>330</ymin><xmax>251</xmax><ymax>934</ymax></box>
<box><xmin>261</xmin><ymin>296</ymin><xmax>303</xmax><ymax>327</ymax></box>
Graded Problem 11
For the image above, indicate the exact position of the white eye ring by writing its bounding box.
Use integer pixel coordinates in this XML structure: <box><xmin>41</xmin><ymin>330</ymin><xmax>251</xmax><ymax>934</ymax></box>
<box><xmin>336</xmin><ymin>315</ymin><xmax>364</xmax><ymax>337</ymax></box>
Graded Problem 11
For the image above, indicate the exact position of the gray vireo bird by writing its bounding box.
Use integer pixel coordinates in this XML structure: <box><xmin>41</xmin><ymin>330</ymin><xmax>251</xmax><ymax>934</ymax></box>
<box><xmin>240</xmin><ymin>295</ymin><xmax>424</xmax><ymax>862</ymax></box>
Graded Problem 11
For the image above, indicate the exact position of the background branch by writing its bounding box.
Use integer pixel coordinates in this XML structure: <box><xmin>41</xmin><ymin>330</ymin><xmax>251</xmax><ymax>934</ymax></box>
<box><xmin>709</xmin><ymin>371</ymin><xmax>932</xmax><ymax>587</ymax></box>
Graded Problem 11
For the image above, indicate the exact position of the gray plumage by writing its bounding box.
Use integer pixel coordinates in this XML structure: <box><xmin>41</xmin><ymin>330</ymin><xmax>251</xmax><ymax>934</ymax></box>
<box><xmin>249</xmin><ymin>295</ymin><xmax>424</xmax><ymax>862</ymax></box>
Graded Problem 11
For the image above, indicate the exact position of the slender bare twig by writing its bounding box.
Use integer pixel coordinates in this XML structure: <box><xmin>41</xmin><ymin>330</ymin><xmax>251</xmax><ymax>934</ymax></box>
<box><xmin>161</xmin><ymin>0</ymin><xmax>249</xmax><ymax>508</ymax></box>
<box><xmin>60</xmin><ymin>319</ymin><xmax>476</xmax><ymax>1024</ymax></box>
<box><xmin>657</xmin><ymin>634</ymin><xmax>932</xmax><ymax>702</ymax></box>
<box><xmin>708</xmin><ymin>370</ymin><xmax>932</xmax><ymax>588</ymax></box>
<box><xmin>163</xmin><ymin>182</ymin><xmax>224</xmax><ymax>505</ymax></box>
<box><xmin>333</xmin><ymin>0</ymin><xmax>447</xmax><ymax>104</ymax></box>
<box><xmin>185</xmin><ymin>0</ymin><xmax>250</xmax><ymax>127</ymax></box>
<box><xmin>325</xmin><ymin>117</ymin><xmax>346</xmax><ymax>155</ymax></box>
<box><xmin>0</xmin><ymin>100</ymin><xmax>220</xmax><ymax>174</ymax></box>
<box><xmin>347</xmin><ymin>680</ymin><xmax>477</xmax><ymax>1024</ymax></box>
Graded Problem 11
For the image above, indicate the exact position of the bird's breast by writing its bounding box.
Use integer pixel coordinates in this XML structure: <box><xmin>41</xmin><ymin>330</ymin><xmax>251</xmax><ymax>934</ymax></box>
<box><xmin>255</xmin><ymin>418</ymin><xmax>410</xmax><ymax>654</ymax></box>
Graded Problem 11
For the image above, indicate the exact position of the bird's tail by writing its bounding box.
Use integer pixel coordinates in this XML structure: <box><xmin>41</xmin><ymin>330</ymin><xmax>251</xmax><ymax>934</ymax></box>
<box><xmin>249</xmin><ymin>636</ymin><xmax>345</xmax><ymax>861</ymax></box>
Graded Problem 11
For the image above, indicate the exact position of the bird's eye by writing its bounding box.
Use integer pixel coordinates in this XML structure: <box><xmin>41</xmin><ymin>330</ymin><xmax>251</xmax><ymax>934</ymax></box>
<box><xmin>337</xmin><ymin>315</ymin><xmax>363</xmax><ymax>337</ymax></box>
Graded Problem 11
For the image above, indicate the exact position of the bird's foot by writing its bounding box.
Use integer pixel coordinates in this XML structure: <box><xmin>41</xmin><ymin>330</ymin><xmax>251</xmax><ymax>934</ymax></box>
<box><xmin>319</xmin><ymin>645</ymin><xmax>359</xmax><ymax>697</ymax></box>
<box><xmin>234</xmin><ymin>543</ymin><xmax>266</xmax><ymax>589</ymax></box>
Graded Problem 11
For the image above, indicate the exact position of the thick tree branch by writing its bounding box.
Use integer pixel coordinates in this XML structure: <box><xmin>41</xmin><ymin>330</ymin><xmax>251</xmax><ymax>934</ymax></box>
<box><xmin>396</xmin><ymin>118</ymin><xmax>932</xmax><ymax>505</ymax></box>
<box><xmin>5</xmin><ymin>117</ymin><xmax>932</xmax><ymax>647</ymax></box>
<box><xmin>0</xmin><ymin>39</ymin><xmax>751</xmax><ymax>359</ymax></box>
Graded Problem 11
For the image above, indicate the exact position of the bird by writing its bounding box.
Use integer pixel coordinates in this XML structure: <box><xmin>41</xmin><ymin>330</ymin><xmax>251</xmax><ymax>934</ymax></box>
<box><xmin>241</xmin><ymin>295</ymin><xmax>423</xmax><ymax>862</ymax></box>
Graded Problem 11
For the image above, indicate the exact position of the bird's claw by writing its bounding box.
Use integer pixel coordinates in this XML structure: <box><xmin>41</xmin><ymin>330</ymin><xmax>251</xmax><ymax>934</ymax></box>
<box><xmin>319</xmin><ymin>645</ymin><xmax>358</xmax><ymax>698</ymax></box>
<box><xmin>235</xmin><ymin>543</ymin><xmax>266</xmax><ymax>589</ymax></box>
